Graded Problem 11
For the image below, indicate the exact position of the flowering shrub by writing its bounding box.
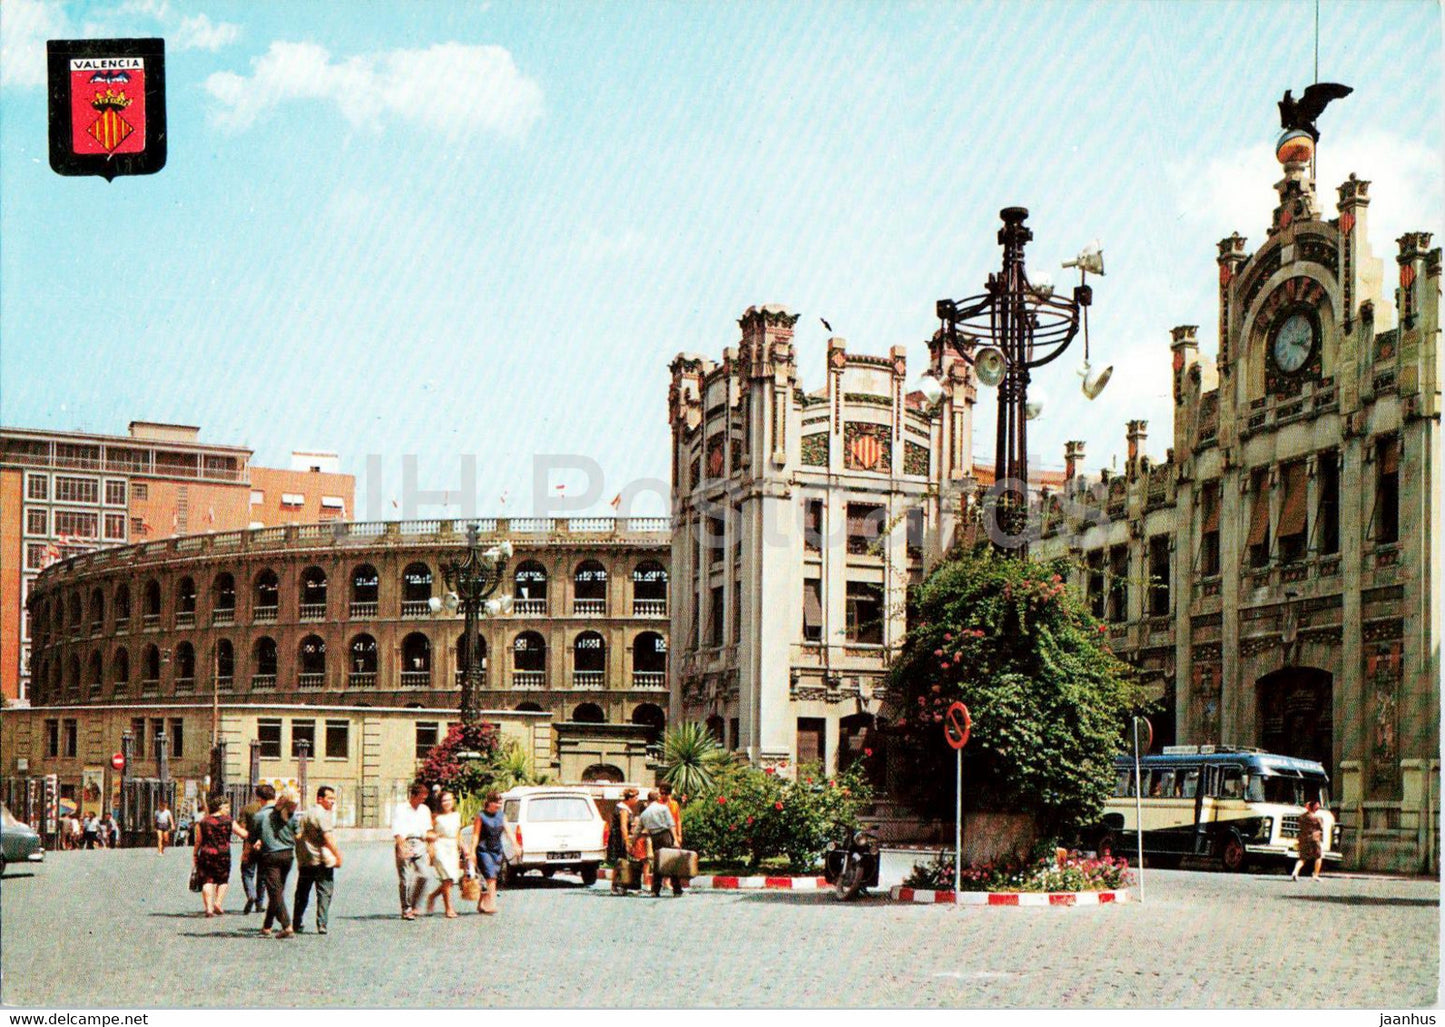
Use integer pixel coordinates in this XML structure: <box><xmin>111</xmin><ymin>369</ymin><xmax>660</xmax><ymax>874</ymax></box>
<box><xmin>681</xmin><ymin>761</ymin><xmax>873</xmax><ymax>873</ymax></box>
<box><xmin>903</xmin><ymin>850</ymin><xmax>1131</xmax><ymax>892</ymax></box>
<box><xmin>417</xmin><ymin>722</ymin><xmax>502</xmax><ymax>797</ymax></box>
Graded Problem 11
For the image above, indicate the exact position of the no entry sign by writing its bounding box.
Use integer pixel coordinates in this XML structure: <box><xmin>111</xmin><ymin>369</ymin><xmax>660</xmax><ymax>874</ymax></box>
<box><xmin>111</xmin><ymin>752</ymin><xmax>126</xmax><ymax>771</ymax></box>
<box><xmin>944</xmin><ymin>701</ymin><xmax>971</xmax><ymax>750</ymax></box>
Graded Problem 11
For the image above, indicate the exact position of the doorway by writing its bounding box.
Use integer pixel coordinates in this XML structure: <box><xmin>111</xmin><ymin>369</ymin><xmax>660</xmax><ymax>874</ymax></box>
<box><xmin>1256</xmin><ymin>667</ymin><xmax>1333</xmax><ymax>780</ymax></box>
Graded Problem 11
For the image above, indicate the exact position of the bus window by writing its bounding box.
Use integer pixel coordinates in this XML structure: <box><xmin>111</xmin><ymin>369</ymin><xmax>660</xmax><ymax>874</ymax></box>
<box><xmin>1155</xmin><ymin>770</ymin><xmax>1175</xmax><ymax>797</ymax></box>
<box><xmin>1219</xmin><ymin>766</ymin><xmax>1244</xmax><ymax>799</ymax></box>
<box><xmin>1113</xmin><ymin>769</ymin><xmax>1131</xmax><ymax>798</ymax></box>
<box><xmin>1180</xmin><ymin>769</ymin><xmax>1200</xmax><ymax>798</ymax></box>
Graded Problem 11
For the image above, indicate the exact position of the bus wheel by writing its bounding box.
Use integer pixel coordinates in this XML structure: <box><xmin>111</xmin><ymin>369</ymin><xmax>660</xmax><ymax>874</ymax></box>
<box><xmin>1220</xmin><ymin>834</ymin><xmax>1248</xmax><ymax>873</ymax></box>
<box><xmin>1097</xmin><ymin>832</ymin><xmax>1118</xmax><ymax>861</ymax></box>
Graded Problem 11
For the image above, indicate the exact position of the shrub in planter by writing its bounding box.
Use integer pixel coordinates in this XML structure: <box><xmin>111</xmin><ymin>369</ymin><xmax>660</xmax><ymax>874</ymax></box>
<box><xmin>903</xmin><ymin>850</ymin><xmax>1131</xmax><ymax>892</ymax></box>
<box><xmin>681</xmin><ymin>761</ymin><xmax>874</xmax><ymax>873</ymax></box>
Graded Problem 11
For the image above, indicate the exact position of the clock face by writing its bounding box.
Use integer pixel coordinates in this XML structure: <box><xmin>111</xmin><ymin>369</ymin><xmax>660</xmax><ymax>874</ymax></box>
<box><xmin>1272</xmin><ymin>312</ymin><xmax>1315</xmax><ymax>374</ymax></box>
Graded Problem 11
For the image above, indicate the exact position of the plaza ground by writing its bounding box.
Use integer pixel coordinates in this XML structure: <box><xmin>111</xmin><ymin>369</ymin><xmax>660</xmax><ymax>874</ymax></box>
<box><xmin>1</xmin><ymin>843</ymin><xmax>1437</xmax><ymax>1008</ymax></box>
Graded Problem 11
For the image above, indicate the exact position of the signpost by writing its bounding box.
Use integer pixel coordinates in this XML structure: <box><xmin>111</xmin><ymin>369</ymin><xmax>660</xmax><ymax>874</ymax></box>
<box><xmin>943</xmin><ymin>701</ymin><xmax>972</xmax><ymax>903</ymax></box>
<box><xmin>1132</xmin><ymin>716</ymin><xmax>1152</xmax><ymax>904</ymax></box>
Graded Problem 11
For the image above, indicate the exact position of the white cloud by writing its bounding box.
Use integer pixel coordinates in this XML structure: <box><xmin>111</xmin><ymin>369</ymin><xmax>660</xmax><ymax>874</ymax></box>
<box><xmin>205</xmin><ymin>40</ymin><xmax>544</xmax><ymax>140</ymax></box>
<box><xmin>0</xmin><ymin>0</ymin><xmax>68</xmax><ymax>89</ymax></box>
<box><xmin>174</xmin><ymin>13</ymin><xmax>241</xmax><ymax>52</ymax></box>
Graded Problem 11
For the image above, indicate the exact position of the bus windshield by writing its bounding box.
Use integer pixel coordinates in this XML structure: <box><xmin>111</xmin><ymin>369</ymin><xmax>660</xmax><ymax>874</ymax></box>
<box><xmin>1244</xmin><ymin>774</ymin><xmax>1330</xmax><ymax>807</ymax></box>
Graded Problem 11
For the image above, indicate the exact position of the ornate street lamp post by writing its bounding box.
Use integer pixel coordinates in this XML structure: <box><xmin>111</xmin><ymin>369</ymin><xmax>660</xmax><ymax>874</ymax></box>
<box><xmin>928</xmin><ymin>207</ymin><xmax>1109</xmax><ymax>558</ymax></box>
<box><xmin>434</xmin><ymin>524</ymin><xmax>513</xmax><ymax>726</ymax></box>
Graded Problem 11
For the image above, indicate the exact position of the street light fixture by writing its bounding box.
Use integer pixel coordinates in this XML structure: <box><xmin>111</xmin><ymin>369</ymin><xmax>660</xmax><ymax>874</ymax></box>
<box><xmin>435</xmin><ymin>524</ymin><xmax>513</xmax><ymax>725</ymax></box>
<box><xmin>931</xmin><ymin>207</ymin><xmax>1107</xmax><ymax>556</ymax></box>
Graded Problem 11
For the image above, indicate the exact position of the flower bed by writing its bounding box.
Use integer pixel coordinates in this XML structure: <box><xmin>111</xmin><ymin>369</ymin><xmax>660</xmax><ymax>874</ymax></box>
<box><xmin>903</xmin><ymin>850</ymin><xmax>1131</xmax><ymax>893</ymax></box>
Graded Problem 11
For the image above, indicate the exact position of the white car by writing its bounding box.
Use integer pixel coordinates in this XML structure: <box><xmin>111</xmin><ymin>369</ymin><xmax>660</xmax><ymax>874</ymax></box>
<box><xmin>500</xmin><ymin>787</ymin><xmax>606</xmax><ymax>886</ymax></box>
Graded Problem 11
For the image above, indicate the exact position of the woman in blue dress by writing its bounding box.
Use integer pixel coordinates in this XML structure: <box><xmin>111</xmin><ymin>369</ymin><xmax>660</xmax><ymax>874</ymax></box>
<box><xmin>471</xmin><ymin>791</ymin><xmax>507</xmax><ymax>915</ymax></box>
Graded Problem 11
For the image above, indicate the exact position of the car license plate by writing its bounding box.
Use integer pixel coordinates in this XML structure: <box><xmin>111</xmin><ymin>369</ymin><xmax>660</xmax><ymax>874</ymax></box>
<box><xmin>547</xmin><ymin>850</ymin><xmax>580</xmax><ymax>860</ymax></box>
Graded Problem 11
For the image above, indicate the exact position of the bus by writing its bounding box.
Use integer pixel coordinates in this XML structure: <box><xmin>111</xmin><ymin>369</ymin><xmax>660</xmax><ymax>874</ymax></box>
<box><xmin>1090</xmin><ymin>746</ymin><xmax>1343</xmax><ymax>872</ymax></box>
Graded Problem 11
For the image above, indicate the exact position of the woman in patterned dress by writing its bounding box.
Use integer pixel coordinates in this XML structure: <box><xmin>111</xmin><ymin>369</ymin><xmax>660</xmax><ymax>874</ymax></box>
<box><xmin>193</xmin><ymin>796</ymin><xmax>246</xmax><ymax>916</ymax></box>
<box><xmin>1291</xmin><ymin>799</ymin><xmax>1325</xmax><ymax>881</ymax></box>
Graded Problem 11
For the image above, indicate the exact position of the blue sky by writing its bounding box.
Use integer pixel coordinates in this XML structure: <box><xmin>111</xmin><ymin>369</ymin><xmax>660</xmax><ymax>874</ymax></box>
<box><xmin>2</xmin><ymin>0</ymin><xmax>1439</xmax><ymax>519</ymax></box>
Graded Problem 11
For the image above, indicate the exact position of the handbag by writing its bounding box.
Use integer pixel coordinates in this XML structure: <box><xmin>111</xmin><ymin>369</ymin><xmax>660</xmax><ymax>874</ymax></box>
<box><xmin>188</xmin><ymin>866</ymin><xmax>203</xmax><ymax>893</ymax></box>
<box><xmin>461</xmin><ymin>869</ymin><xmax>482</xmax><ymax>902</ymax></box>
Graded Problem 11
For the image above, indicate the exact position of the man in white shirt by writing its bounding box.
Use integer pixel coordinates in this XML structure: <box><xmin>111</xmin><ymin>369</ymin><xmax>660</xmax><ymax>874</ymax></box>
<box><xmin>293</xmin><ymin>785</ymin><xmax>343</xmax><ymax>934</ymax></box>
<box><xmin>638</xmin><ymin>790</ymin><xmax>685</xmax><ymax>897</ymax></box>
<box><xmin>392</xmin><ymin>782</ymin><xmax>433</xmax><ymax>920</ymax></box>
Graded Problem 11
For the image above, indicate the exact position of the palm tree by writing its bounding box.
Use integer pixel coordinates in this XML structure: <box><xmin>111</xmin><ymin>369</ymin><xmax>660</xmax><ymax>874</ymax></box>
<box><xmin>659</xmin><ymin>722</ymin><xmax>731</xmax><ymax>798</ymax></box>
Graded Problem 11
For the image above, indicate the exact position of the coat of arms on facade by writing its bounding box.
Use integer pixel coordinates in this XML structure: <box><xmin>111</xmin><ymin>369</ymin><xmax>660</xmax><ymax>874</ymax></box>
<box><xmin>844</xmin><ymin>423</ymin><xmax>890</xmax><ymax>472</ymax></box>
<box><xmin>48</xmin><ymin>38</ymin><xmax>167</xmax><ymax>180</ymax></box>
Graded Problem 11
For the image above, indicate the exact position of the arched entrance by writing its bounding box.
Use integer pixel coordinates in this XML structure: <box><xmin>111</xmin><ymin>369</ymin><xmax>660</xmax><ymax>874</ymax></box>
<box><xmin>1256</xmin><ymin>667</ymin><xmax>1333</xmax><ymax>779</ymax></box>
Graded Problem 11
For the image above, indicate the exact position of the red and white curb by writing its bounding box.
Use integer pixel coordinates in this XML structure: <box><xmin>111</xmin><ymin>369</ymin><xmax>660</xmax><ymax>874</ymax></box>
<box><xmin>889</xmin><ymin>886</ymin><xmax>1131</xmax><ymax>906</ymax></box>
<box><xmin>595</xmin><ymin>867</ymin><xmax>829</xmax><ymax>890</ymax></box>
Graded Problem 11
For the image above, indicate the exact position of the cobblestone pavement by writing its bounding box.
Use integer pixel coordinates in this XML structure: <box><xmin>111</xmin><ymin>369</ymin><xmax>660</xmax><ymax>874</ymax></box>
<box><xmin>2</xmin><ymin>844</ymin><xmax>1436</xmax><ymax>1008</ymax></box>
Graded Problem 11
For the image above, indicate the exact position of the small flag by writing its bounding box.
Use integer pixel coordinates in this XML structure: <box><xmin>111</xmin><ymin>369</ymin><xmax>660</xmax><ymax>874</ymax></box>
<box><xmin>391</xmin><ymin>498</ymin><xmax>399</xmax><ymax>509</ymax></box>
<box><xmin>499</xmin><ymin>489</ymin><xmax>510</xmax><ymax>507</ymax></box>
<box><xmin>554</xmin><ymin>484</ymin><xmax>567</xmax><ymax>494</ymax></box>
<box><xmin>205</xmin><ymin>506</ymin><xmax>215</xmax><ymax>524</ymax></box>
<box><xmin>609</xmin><ymin>493</ymin><xmax>621</xmax><ymax>510</ymax></box>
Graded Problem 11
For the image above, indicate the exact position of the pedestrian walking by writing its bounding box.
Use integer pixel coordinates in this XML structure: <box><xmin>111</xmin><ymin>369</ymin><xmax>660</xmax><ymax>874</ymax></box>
<box><xmin>392</xmin><ymin>782</ymin><xmax>433</xmax><ymax>921</ymax></box>
<box><xmin>1291</xmin><ymin>800</ymin><xmax>1326</xmax><ymax>881</ymax></box>
<box><xmin>293</xmin><ymin>786</ymin><xmax>343</xmax><ymax>934</ymax></box>
<box><xmin>470</xmin><ymin>791</ymin><xmax>508</xmax><ymax>915</ymax></box>
<box><xmin>253</xmin><ymin>793</ymin><xmax>301</xmax><ymax>937</ymax></box>
<box><xmin>607</xmin><ymin>788</ymin><xmax>642</xmax><ymax>895</ymax></box>
<box><xmin>639</xmin><ymin>790</ymin><xmax>684</xmax><ymax>897</ymax></box>
<box><xmin>83</xmin><ymin>813</ymin><xmax>100</xmax><ymax>850</ymax></box>
<box><xmin>426</xmin><ymin>790</ymin><xmax>463</xmax><ymax>918</ymax></box>
<box><xmin>154</xmin><ymin>800</ymin><xmax>175</xmax><ymax>854</ymax></box>
<box><xmin>65</xmin><ymin>813</ymin><xmax>83</xmax><ymax>851</ymax></box>
<box><xmin>193</xmin><ymin>796</ymin><xmax>246</xmax><ymax>917</ymax></box>
<box><xmin>239</xmin><ymin>784</ymin><xmax>275</xmax><ymax>915</ymax></box>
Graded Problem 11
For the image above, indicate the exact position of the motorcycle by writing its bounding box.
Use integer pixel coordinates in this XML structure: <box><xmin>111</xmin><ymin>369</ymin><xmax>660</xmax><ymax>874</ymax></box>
<box><xmin>822</xmin><ymin>822</ymin><xmax>881</xmax><ymax>900</ymax></box>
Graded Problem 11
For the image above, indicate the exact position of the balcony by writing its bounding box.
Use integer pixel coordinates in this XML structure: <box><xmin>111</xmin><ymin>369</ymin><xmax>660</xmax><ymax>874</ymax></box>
<box><xmin>298</xmin><ymin>673</ymin><xmax>324</xmax><ymax>690</ymax></box>
<box><xmin>174</xmin><ymin>676</ymin><xmax>195</xmax><ymax>693</ymax></box>
<box><xmin>143</xmin><ymin>613</ymin><xmax>160</xmax><ymax>629</ymax></box>
<box><xmin>454</xmin><ymin>670</ymin><xmax>489</xmax><ymax>687</ymax></box>
<box><xmin>632</xmin><ymin>672</ymin><xmax>667</xmax><ymax>690</ymax></box>
<box><xmin>90</xmin><ymin>621</ymin><xmax>103</xmax><ymax>637</ymax></box>
<box><xmin>211</xmin><ymin>608</ymin><xmax>235</xmax><ymax>626</ymax></box>
<box><xmin>216</xmin><ymin>675</ymin><xmax>233</xmax><ymax>693</ymax></box>
<box><xmin>514</xmin><ymin>599</ymin><xmax>546</xmax><ymax>616</ymax></box>
<box><xmin>254</xmin><ymin>607</ymin><xmax>278</xmax><ymax>624</ymax></box>
<box><xmin>571</xmin><ymin>671</ymin><xmax>605</xmax><ymax>690</ymax></box>
<box><xmin>401</xmin><ymin>600</ymin><xmax>431</xmax><ymax>617</ymax></box>
<box><xmin>251</xmin><ymin>674</ymin><xmax>277</xmax><ymax>691</ymax></box>
<box><xmin>350</xmin><ymin>601</ymin><xmax>378</xmax><ymax>619</ymax></box>
<box><xmin>513</xmin><ymin>671</ymin><xmax>545</xmax><ymax>690</ymax></box>
<box><xmin>401</xmin><ymin>670</ymin><xmax>431</xmax><ymax>688</ymax></box>
<box><xmin>175</xmin><ymin>611</ymin><xmax>195</xmax><ymax>628</ymax></box>
<box><xmin>299</xmin><ymin>603</ymin><xmax>326</xmax><ymax>621</ymax></box>
<box><xmin>632</xmin><ymin>599</ymin><xmax>666</xmax><ymax>617</ymax></box>
<box><xmin>88</xmin><ymin>684</ymin><xmax>102</xmax><ymax>699</ymax></box>
<box><xmin>573</xmin><ymin>599</ymin><xmax>605</xmax><ymax>616</ymax></box>
<box><xmin>114</xmin><ymin>617</ymin><xmax>129</xmax><ymax>634</ymax></box>
<box><xmin>349</xmin><ymin>671</ymin><xmax>376</xmax><ymax>688</ymax></box>
<box><xmin>69</xmin><ymin>624</ymin><xmax>83</xmax><ymax>639</ymax></box>
<box><xmin>112</xmin><ymin>683</ymin><xmax>129</xmax><ymax>700</ymax></box>
<box><xmin>141</xmin><ymin>678</ymin><xmax>159</xmax><ymax>696</ymax></box>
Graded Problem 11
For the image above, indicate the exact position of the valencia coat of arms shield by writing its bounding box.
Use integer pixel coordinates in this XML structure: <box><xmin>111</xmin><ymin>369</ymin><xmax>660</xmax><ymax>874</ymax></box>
<box><xmin>48</xmin><ymin>38</ymin><xmax>167</xmax><ymax>181</ymax></box>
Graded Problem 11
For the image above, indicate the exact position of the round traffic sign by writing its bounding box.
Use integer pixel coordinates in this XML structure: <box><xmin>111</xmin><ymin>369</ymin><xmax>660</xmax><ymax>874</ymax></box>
<box><xmin>111</xmin><ymin>752</ymin><xmax>125</xmax><ymax>772</ymax></box>
<box><xmin>944</xmin><ymin>701</ymin><xmax>972</xmax><ymax>750</ymax></box>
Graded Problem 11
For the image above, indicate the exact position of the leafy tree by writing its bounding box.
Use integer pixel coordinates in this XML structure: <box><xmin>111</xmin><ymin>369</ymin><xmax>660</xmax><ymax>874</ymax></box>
<box><xmin>658</xmin><ymin>721</ymin><xmax>732</xmax><ymax>798</ymax></box>
<box><xmin>887</xmin><ymin>545</ymin><xmax>1145</xmax><ymax>837</ymax></box>
<box><xmin>417</xmin><ymin>722</ymin><xmax>503</xmax><ymax>797</ymax></box>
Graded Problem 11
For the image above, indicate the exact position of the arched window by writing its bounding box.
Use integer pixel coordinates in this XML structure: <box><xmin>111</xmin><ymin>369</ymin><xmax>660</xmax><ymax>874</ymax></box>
<box><xmin>512</xmin><ymin>631</ymin><xmax>545</xmax><ymax>688</ymax></box>
<box><xmin>215</xmin><ymin>639</ymin><xmax>234</xmax><ymax>682</ymax></box>
<box><xmin>631</xmin><ymin>631</ymin><xmax>667</xmax><ymax>687</ymax></box>
<box><xmin>143</xmin><ymin>644</ymin><xmax>161</xmax><ymax>685</ymax></box>
<box><xmin>456</xmin><ymin>631</ymin><xmax>488</xmax><ymax>684</ymax></box>
<box><xmin>632</xmin><ymin>561</ymin><xmax>668</xmax><ymax>615</ymax></box>
<box><xmin>298</xmin><ymin>634</ymin><xmax>326</xmax><ymax>686</ymax></box>
<box><xmin>402</xmin><ymin>564</ymin><xmax>433</xmax><ymax>615</ymax></box>
<box><xmin>705</xmin><ymin>715</ymin><xmax>725</xmax><ymax>745</ymax></box>
<box><xmin>514</xmin><ymin>702</ymin><xmax>544</xmax><ymax>712</ymax></box>
<box><xmin>212</xmin><ymin>573</ymin><xmax>236</xmax><ymax>623</ymax></box>
<box><xmin>176</xmin><ymin>576</ymin><xmax>197</xmax><ymax>620</ymax></box>
<box><xmin>351</xmin><ymin>564</ymin><xmax>379</xmax><ymax>616</ymax></box>
<box><xmin>349</xmin><ymin>633</ymin><xmax>378</xmax><ymax>681</ymax></box>
<box><xmin>573</xmin><ymin>630</ymin><xmax>605</xmax><ymax>688</ymax></box>
<box><xmin>401</xmin><ymin>632</ymin><xmax>431</xmax><ymax>687</ymax></box>
<box><xmin>252</xmin><ymin>637</ymin><xmax>278</xmax><ymax>681</ymax></box>
<box><xmin>571</xmin><ymin>702</ymin><xmax>606</xmax><ymax>723</ymax></box>
<box><xmin>89</xmin><ymin>588</ymin><xmax>105</xmax><ymax>632</ymax></box>
<box><xmin>174</xmin><ymin>642</ymin><xmax>196</xmax><ymax>686</ymax></box>
<box><xmin>69</xmin><ymin>591</ymin><xmax>83</xmax><ymax>633</ymax></box>
<box><xmin>300</xmin><ymin>567</ymin><xmax>327</xmax><ymax>619</ymax></box>
<box><xmin>87</xmin><ymin>651</ymin><xmax>103</xmax><ymax>694</ymax></box>
<box><xmin>254</xmin><ymin>570</ymin><xmax>279</xmax><ymax>622</ymax></box>
<box><xmin>513</xmin><ymin>561</ymin><xmax>548</xmax><ymax>614</ymax></box>
<box><xmin>581</xmin><ymin>763</ymin><xmax>625</xmax><ymax>783</ymax></box>
<box><xmin>143</xmin><ymin>580</ymin><xmax>162</xmax><ymax>625</ymax></box>
<box><xmin>574</xmin><ymin>560</ymin><xmax>607</xmax><ymax>614</ymax></box>
<box><xmin>111</xmin><ymin>647</ymin><xmax>130</xmax><ymax>692</ymax></box>
<box><xmin>67</xmin><ymin>654</ymin><xmax>81</xmax><ymax>695</ymax></box>
<box><xmin>114</xmin><ymin>584</ymin><xmax>131</xmax><ymax>627</ymax></box>
<box><xmin>631</xmin><ymin>702</ymin><xmax>666</xmax><ymax>743</ymax></box>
